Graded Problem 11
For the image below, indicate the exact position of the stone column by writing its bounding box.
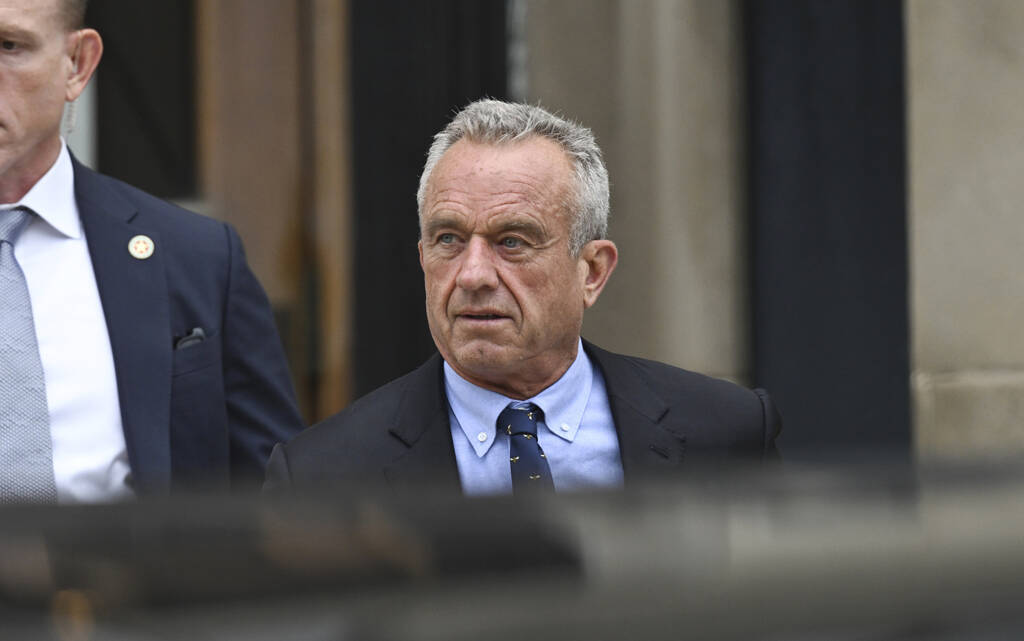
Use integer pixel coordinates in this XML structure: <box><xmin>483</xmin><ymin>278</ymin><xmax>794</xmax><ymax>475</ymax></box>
<box><xmin>907</xmin><ymin>0</ymin><xmax>1024</xmax><ymax>459</ymax></box>
<box><xmin>523</xmin><ymin>0</ymin><xmax>748</xmax><ymax>382</ymax></box>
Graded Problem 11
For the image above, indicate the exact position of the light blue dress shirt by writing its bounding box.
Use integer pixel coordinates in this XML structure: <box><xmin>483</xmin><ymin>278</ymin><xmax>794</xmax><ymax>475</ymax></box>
<box><xmin>445</xmin><ymin>340</ymin><xmax>624</xmax><ymax>496</ymax></box>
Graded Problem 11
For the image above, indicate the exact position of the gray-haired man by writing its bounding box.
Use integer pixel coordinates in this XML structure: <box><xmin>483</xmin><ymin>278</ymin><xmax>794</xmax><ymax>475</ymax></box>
<box><xmin>267</xmin><ymin>100</ymin><xmax>780</xmax><ymax>496</ymax></box>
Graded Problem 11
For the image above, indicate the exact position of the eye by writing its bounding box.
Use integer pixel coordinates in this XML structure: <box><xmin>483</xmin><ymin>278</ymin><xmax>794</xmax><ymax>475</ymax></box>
<box><xmin>438</xmin><ymin>232</ymin><xmax>457</xmax><ymax>244</ymax></box>
<box><xmin>500</xmin><ymin>236</ymin><xmax>523</xmax><ymax>249</ymax></box>
<box><xmin>1</xmin><ymin>40</ymin><xmax>18</xmax><ymax>51</ymax></box>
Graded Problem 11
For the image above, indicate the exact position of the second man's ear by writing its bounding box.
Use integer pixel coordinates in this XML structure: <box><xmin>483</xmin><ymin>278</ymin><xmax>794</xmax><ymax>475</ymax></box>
<box><xmin>65</xmin><ymin>29</ymin><xmax>104</xmax><ymax>102</ymax></box>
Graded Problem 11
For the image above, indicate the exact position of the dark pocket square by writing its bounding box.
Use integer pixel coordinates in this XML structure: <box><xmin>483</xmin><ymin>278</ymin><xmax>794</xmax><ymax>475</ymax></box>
<box><xmin>172</xmin><ymin>330</ymin><xmax>220</xmax><ymax>376</ymax></box>
<box><xmin>174</xmin><ymin>327</ymin><xmax>206</xmax><ymax>350</ymax></box>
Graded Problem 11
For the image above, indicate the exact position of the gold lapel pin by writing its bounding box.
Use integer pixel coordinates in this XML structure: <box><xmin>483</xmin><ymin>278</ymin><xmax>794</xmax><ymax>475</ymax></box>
<box><xmin>128</xmin><ymin>235</ymin><xmax>155</xmax><ymax>260</ymax></box>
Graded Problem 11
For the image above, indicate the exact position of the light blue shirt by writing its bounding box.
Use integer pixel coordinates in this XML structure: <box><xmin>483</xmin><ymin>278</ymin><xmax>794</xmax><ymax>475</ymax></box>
<box><xmin>445</xmin><ymin>340</ymin><xmax>624</xmax><ymax>496</ymax></box>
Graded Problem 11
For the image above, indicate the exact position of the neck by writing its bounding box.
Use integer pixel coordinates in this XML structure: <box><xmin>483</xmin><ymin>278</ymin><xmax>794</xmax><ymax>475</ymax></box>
<box><xmin>452</xmin><ymin>343</ymin><xmax>580</xmax><ymax>400</ymax></box>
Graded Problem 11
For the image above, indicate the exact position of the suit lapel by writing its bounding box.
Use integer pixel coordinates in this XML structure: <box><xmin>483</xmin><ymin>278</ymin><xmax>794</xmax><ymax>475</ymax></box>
<box><xmin>74</xmin><ymin>161</ymin><xmax>173</xmax><ymax>493</ymax></box>
<box><xmin>383</xmin><ymin>354</ymin><xmax>462</xmax><ymax>494</ymax></box>
<box><xmin>584</xmin><ymin>341</ymin><xmax>686</xmax><ymax>482</ymax></box>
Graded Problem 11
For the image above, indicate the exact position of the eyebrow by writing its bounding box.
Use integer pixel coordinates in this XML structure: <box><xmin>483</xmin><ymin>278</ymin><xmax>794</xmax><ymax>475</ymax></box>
<box><xmin>0</xmin><ymin>24</ymin><xmax>36</xmax><ymax>40</ymax></box>
<box><xmin>422</xmin><ymin>215</ymin><xmax>466</xmax><ymax>240</ymax></box>
<box><xmin>491</xmin><ymin>219</ymin><xmax>545</xmax><ymax>239</ymax></box>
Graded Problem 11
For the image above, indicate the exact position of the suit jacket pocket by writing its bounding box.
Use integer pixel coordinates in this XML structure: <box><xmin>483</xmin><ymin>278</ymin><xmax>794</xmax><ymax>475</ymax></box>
<box><xmin>170</xmin><ymin>330</ymin><xmax>229</xmax><ymax>487</ymax></box>
<box><xmin>172</xmin><ymin>330</ymin><xmax>221</xmax><ymax>376</ymax></box>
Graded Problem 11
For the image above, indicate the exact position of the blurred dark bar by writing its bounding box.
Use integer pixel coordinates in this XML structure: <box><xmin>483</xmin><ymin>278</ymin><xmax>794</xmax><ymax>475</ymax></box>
<box><xmin>7</xmin><ymin>466</ymin><xmax>1024</xmax><ymax>639</ymax></box>
<box><xmin>745</xmin><ymin>0</ymin><xmax>910</xmax><ymax>462</ymax></box>
<box><xmin>350</xmin><ymin>0</ymin><xmax>509</xmax><ymax>396</ymax></box>
<box><xmin>86</xmin><ymin>1</ymin><xmax>197</xmax><ymax>199</ymax></box>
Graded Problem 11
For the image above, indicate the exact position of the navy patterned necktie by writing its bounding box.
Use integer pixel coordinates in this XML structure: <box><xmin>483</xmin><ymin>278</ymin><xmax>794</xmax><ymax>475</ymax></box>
<box><xmin>498</xmin><ymin>402</ymin><xmax>555</xmax><ymax>494</ymax></box>
<box><xmin>0</xmin><ymin>207</ymin><xmax>57</xmax><ymax>503</ymax></box>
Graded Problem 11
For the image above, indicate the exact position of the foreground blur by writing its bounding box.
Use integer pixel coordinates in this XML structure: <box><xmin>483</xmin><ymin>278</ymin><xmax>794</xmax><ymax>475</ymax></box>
<box><xmin>2</xmin><ymin>464</ymin><xmax>1023</xmax><ymax>640</ymax></box>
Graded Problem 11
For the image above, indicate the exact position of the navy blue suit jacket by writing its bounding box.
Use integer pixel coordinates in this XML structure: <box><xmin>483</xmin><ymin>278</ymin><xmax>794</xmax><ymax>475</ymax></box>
<box><xmin>73</xmin><ymin>159</ymin><xmax>303</xmax><ymax>493</ymax></box>
<box><xmin>265</xmin><ymin>341</ymin><xmax>781</xmax><ymax>495</ymax></box>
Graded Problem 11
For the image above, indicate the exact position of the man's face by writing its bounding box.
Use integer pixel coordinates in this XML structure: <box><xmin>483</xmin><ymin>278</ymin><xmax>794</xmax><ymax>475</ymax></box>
<box><xmin>0</xmin><ymin>0</ymin><xmax>75</xmax><ymax>200</ymax></box>
<box><xmin>419</xmin><ymin>136</ymin><xmax>594</xmax><ymax>399</ymax></box>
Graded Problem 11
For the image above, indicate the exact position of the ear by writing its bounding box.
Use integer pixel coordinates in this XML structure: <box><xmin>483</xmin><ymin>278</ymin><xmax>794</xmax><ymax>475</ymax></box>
<box><xmin>64</xmin><ymin>29</ymin><xmax>103</xmax><ymax>102</ymax></box>
<box><xmin>418</xmin><ymin>239</ymin><xmax>424</xmax><ymax>270</ymax></box>
<box><xmin>578</xmin><ymin>239</ymin><xmax>618</xmax><ymax>309</ymax></box>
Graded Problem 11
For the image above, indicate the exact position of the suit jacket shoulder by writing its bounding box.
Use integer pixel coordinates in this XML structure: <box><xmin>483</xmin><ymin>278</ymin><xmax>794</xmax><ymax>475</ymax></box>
<box><xmin>76</xmin><ymin>163</ymin><xmax>225</xmax><ymax>233</ymax></box>
<box><xmin>585</xmin><ymin>341</ymin><xmax>781</xmax><ymax>465</ymax></box>
<box><xmin>266</xmin><ymin>354</ymin><xmax>459</xmax><ymax>493</ymax></box>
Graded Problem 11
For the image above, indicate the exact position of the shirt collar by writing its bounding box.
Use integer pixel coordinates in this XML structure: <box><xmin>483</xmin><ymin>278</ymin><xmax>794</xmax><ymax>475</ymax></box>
<box><xmin>530</xmin><ymin>341</ymin><xmax>593</xmax><ymax>444</ymax></box>
<box><xmin>4</xmin><ymin>142</ymin><xmax>81</xmax><ymax>239</ymax></box>
<box><xmin>443</xmin><ymin>338</ymin><xmax>594</xmax><ymax>458</ymax></box>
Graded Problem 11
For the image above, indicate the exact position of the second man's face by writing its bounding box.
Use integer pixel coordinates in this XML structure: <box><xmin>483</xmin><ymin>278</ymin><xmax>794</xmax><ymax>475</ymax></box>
<box><xmin>0</xmin><ymin>0</ymin><xmax>73</xmax><ymax>196</ymax></box>
<box><xmin>418</xmin><ymin>136</ymin><xmax>588</xmax><ymax>399</ymax></box>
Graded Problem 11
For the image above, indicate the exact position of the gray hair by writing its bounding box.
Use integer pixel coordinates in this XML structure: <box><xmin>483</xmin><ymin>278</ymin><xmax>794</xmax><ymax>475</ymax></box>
<box><xmin>417</xmin><ymin>99</ymin><xmax>610</xmax><ymax>256</ymax></box>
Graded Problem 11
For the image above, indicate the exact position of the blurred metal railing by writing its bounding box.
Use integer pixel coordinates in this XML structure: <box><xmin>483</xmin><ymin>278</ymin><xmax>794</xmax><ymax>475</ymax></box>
<box><xmin>5</xmin><ymin>464</ymin><xmax>1024</xmax><ymax>640</ymax></box>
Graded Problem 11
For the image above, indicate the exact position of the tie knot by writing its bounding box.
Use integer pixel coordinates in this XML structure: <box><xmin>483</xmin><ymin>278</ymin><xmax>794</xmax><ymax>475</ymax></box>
<box><xmin>498</xmin><ymin>402</ymin><xmax>543</xmax><ymax>437</ymax></box>
<box><xmin>0</xmin><ymin>207</ymin><xmax>32</xmax><ymax>245</ymax></box>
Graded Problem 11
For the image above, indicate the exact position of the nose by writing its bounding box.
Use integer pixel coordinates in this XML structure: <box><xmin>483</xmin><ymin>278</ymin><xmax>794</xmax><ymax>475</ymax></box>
<box><xmin>455</xmin><ymin>236</ymin><xmax>499</xmax><ymax>291</ymax></box>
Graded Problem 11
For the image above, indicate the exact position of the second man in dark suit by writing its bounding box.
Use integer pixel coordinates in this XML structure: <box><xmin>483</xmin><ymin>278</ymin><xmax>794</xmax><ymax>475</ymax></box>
<box><xmin>0</xmin><ymin>0</ymin><xmax>302</xmax><ymax>502</ymax></box>
<box><xmin>267</xmin><ymin>100</ymin><xmax>780</xmax><ymax>496</ymax></box>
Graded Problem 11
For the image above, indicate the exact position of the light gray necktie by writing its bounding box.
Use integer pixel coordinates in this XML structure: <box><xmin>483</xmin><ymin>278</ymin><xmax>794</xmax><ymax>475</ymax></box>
<box><xmin>0</xmin><ymin>207</ymin><xmax>57</xmax><ymax>503</ymax></box>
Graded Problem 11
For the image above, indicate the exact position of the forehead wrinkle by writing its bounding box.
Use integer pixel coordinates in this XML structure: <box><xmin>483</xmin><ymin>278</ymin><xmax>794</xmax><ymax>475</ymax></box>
<box><xmin>428</xmin><ymin>181</ymin><xmax>551</xmax><ymax>218</ymax></box>
<box><xmin>488</xmin><ymin>165</ymin><xmax>574</xmax><ymax>218</ymax></box>
<box><xmin>475</xmin><ymin>171</ymin><xmax>562</xmax><ymax>205</ymax></box>
<box><xmin>451</xmin><ymin>150</ymin><xmax>563</xmax><ymax>189</ymax></box>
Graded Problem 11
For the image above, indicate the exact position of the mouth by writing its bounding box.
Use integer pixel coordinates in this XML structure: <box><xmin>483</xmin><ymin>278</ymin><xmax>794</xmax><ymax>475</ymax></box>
<box><xmin>456</xmin><ymin>311</ymin><xmax>511</xmax><ymax>323</ymax></box>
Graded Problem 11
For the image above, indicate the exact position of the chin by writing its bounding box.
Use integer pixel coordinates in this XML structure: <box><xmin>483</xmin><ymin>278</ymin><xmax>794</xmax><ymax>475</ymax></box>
<box><xmin>449</xmin><ymin>342</ymin><xmax>517</xmax><ymax>376</ymax></box>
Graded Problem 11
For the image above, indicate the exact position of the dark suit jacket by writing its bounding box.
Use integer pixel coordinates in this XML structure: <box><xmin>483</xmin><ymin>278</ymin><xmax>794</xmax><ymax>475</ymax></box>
<box><xmin>265</xmin><ymin>341</ymin><xmax>781</xmax><ymax>494</ymax></box>
<box><xmin>73</xmin><ymin>159</ymin><xmax>303</xmax><ymax>493</ymax></box>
